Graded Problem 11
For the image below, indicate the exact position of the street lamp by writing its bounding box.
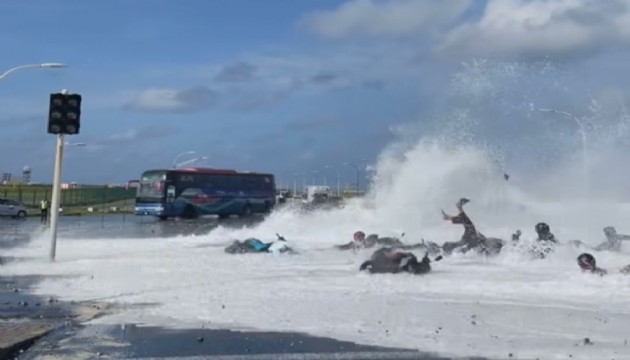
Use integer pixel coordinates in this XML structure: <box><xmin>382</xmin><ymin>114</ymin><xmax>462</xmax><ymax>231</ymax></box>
<box><xmin>535</xmin><ymin>107</ymin><xmax>593</xmax><ymax>239</ymax></box>
<box><xmin>293</xmin><ymin>172</ymin><xmax>307</xmax><ymax>194</ymax></box>
<box><xmin>535</xmin><ymin>107</ymin><xmax>591</xmax><ymax>192</ymax></box>
<box><xmin>343</xmin><ymin>162</ymin><xmax>360</xmax><ymax>193</ymax></box>
<box><xmin>172</xmin><ymin>151</ymin><xmax>196</xmax><ymax>168</ymax></box>
<box><xmin>292</xmin><ymin>173</ymin><xmax>298</xmax><ymax>196</ymax></box>
<box><xmin>535</xmin><ymin>108</ymin><xmax>588</xmax><ymax>163</ymax></box>
<box><xmin>322</xmin><ymin>165</ymin><xmax>330</xmax><ymax>187</ymax></box>
<box><xmin>324</xmin><ymin>164</ymin><xmax>340</xmax><ymax>197</ymax></box>
<box><xmin>311</xmin><ymin>170</ymin><xmax>319</xmax><ymax>186</ymax></box>
<box><xmin>0</xmin><ymin>63</ymin><xmax>67</xmax><ymax>80</ymax></box>
<box><xmin>364</xmin><ymin>164</ymin><xmax>377</xmax><ymax>192</ymax></box>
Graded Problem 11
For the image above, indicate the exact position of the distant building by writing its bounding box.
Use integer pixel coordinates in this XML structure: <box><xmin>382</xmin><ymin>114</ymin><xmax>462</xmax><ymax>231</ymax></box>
<box><xmin>22</xmin><ymin>166</ymin><xmax>31</xmax><ymax>184</ymax></box>
<box><xmin>1</xmin><ymin>173</ymin><xmax>11</xmax><ymax>185</ymax></box>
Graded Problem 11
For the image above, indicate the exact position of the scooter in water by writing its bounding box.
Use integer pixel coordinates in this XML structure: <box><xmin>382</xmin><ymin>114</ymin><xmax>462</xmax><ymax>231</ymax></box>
<box><xmin>359</xmin><ymin>247</ymin><xmax>443</xmax><ymax>275</ymax></box>
<box><xmin>224</xmin><ymin>233</ymin><xmax>298</xmax><ymax>254</ymax></box>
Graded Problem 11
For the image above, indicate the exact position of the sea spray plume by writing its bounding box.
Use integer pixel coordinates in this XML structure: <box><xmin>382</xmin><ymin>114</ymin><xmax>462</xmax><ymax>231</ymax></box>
<box><xmin>198</xmin><ymin>59</ymin><xmax>630</xmax><ymax>250</ymax></box>
<box><xmin>200</xmin><ymin>140</ymin><xmax>538</xmax><ymax>250</ymax></box>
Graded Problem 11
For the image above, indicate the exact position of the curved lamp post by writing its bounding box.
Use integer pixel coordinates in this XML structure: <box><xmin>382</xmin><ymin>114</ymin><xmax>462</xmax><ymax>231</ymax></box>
<box><xmin>172</xmin><ymin>151</ymin><xmax>196</xmax><ymax>168</ymax></box>
<box><xmin>343</xmin><ymin>162</ymin><xmax>360</xmax><ymax>193</ymax></box>
<box><xmin>536</xmin><ymin>108</ymin><xmax>588</xmax><ymax>164</ymax></box>
<box><xmin>0</xmin><ymin>63</ymin><xmax>67</xmax><ymax>80</ymax></box>
<box><xmin>176</xmin><ymin>156</ymin><xmax>209</xmax><ymax>168</ymax></box>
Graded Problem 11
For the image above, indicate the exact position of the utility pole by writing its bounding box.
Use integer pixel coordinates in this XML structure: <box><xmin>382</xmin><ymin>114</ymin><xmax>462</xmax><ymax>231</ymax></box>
<box><xmin>49</xmin><ymin>133</ymin><xmax>64</xmax><ymax>261</ymax></box>
<box><xmin>48</xmin><ymin>89</ymin><xmax>82</xmax><ymax>262</ymax></box>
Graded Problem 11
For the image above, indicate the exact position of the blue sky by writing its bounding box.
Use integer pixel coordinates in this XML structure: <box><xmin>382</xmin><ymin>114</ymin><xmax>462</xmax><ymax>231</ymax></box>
<box><xmin>2</xmin><ymin>0</ymin><xmax>630</xmax><ymax>187</ymax></box>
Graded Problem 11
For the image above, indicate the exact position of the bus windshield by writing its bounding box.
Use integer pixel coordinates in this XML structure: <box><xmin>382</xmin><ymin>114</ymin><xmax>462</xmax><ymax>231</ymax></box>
<box><xmin>137</xmin><ymin>171</ymin><xmax>166</xmax><ymax>200</ymax></box>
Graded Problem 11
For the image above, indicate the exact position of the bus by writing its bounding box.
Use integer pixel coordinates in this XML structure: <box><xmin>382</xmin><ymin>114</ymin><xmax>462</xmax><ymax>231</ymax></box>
<box><xmin>134</xmin><ymin>167</ymin><xmax>276</xmax><ymax>219</ymax></box>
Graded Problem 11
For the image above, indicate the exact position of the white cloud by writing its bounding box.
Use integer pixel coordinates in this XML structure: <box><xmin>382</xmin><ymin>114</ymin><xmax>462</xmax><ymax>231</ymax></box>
<box><xmin>300</xmin><ymin>0</ymin><xmax>630</xmax><ymax>60</ymax></box>
<box><xmin>439</xmin><ymin>0</ymin><xmax>630</xmax><ymax>58</ymax></box>
<box><xmin>85</xmin><ymin>126</ymin><xmax>177</xmax><ymax>153</ymax></box>
<box><xmin>107</xmin><ymin>129</ymin><xmax>139</xmax><ymax>141</ymax></box>
<box><xmin>301</xmin><ymin>0</ymin><xmax>470</xmax><ymax>38</ymax></box>
<box><xmin>125</xmin><ymin>86</ymin><xmax>218</xmax><ymax>113</ymax></box>
<box><xmin>214</xmin><ymin>62</ymin><xmax>257</xmax><ymax>82</ymax></box>
<box><xmin>85</xmin><ymin>144</ymin><xmax>106</xmax><ymax>153</ymax></box>
<box><xmin>242</xmin><ymin>43</ymin><xmax>421</xmax><ymax>89</ymax></box>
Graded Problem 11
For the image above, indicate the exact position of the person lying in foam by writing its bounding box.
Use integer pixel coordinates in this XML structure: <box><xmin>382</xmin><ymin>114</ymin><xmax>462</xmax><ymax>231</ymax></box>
<box><xmin>336</xmin><ymin>231</ymin><xmax>430</xmax><ymax>251</ymax></box>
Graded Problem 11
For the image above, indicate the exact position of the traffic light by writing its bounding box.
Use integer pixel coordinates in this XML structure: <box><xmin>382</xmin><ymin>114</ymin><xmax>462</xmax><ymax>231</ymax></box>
<box><xmin>48</xmin><ymin>92</ymin><xmax>82</xmax><ymax>135</ymax></box>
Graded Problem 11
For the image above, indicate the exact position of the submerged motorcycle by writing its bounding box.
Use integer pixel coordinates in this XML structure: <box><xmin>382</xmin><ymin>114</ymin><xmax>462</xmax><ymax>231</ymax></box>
<box><xmin>224</xmin><ymin>233</ymin><xmax>297</xmax><ymax>254</ymax></box>
<box><xmin>359</xmin><ymin>247</ymin><xmax>443</xmax><ymax>275</ymax></box>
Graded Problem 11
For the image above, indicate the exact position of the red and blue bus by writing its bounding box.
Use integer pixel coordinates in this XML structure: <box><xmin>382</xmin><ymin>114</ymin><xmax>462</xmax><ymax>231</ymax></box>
<box><xmin>134</xmin><ymin>167</ymin><xmax>276</xmax><ymax>219</ymax></box>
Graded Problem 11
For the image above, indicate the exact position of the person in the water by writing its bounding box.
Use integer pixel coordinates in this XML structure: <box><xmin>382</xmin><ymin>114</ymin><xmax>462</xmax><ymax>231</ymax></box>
<box><xmin>512</xmin><ymin>229</ymin><xmax>522</xmax><ymax>242</ymax></box>
<box><xmin>530</xmin><ymin>222</ymin><xmax>558</xmax><ymax>259</ymax></box>
<box><xmin>336</xmin><ymin>231</ymin><xmax>428</xmax><ymax>251</ymax></box>
<box><xmin>577</xmin><ymin>253</ymin><xmax>630</xmax><ymax>275</ymax></box>
<box><xmin>595</xmin><ymin>226</ymin><xmax>630</xmax><ymax>252</ymax></box>
<box><xmin>577</xmin><ymin>253</ymin><xmax>608</xmax><ymax>276</ymax></box>
<box><xmin>441</xmin><ymin>198</ymin><xmax>502</xmax><ymax>255</ymax></box>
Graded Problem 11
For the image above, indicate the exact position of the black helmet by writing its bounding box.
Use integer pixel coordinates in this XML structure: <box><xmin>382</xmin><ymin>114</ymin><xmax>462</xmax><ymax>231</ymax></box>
<box><xmin>577</xmin><ymin>253</ymin><xmax>596</xmax><ymax>271</ymax></box>
<box><xmin>535</xmin><ymin>222</ymin><xmax>550</xmax><ymax>235</ymax></box>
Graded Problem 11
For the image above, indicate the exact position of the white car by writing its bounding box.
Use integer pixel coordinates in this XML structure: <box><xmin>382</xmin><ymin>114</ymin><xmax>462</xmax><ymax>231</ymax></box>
<box><xmin>0</xmin><ymin>198</ymin><xmax>29</xmax><ymax>218</ymax></box>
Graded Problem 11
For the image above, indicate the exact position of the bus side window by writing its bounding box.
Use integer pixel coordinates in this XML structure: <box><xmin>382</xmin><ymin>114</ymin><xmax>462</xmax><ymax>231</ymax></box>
<box><xmin>243</xmin><ymin>176</ymin><xmax>256</xmax><ymax>191</ymax></box>
<box><xmin>213</xmin><ymin>175</ymin><xmax>226</xmax><ymax>192</ymax></box>
<box><xmin>166</xmin><ymin>185</ymin><xmax>176</xmax><ymax>202</ymax></box>
<box><xmin>255</xmin><ymin>177</ymin><xmax>264</xmax><ymax>190</ymax></box>
<box><xmin>230</xmin><ymin>176</ymin><xmax>242</xmax><ymax>192</ymax></box>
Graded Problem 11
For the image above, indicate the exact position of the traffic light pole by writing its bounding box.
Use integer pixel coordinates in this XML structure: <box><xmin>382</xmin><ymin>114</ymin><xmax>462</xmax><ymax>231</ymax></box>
<box><xmin>49</xmin><ymin>133</ymin><xmax>64</xmax><ymax>262</ymax></box>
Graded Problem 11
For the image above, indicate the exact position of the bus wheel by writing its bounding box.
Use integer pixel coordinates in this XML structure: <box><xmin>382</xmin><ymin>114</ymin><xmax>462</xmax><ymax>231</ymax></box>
<box><xmin>182</xmin><ymin>205</ymin><xmax>198</xmax><ymax>219</ymax></box>
<box><xmin>158</xmin><ymin>215</ymin><xmax>168</xmax><ymax>221</ymax></box>
<box><xmin>218</xmin><ymin>213</ymin><xmax>230</xmax><ymax>220</ymax></box>
<box><xmin>240</xmin><ymin>204</ymin><xmax>252</xmax><ymax>218</ymax></box>
<box><xmin>263</xmin><ymin>202</ymin><xmax>272</xmax><ymax>213</ymax></box>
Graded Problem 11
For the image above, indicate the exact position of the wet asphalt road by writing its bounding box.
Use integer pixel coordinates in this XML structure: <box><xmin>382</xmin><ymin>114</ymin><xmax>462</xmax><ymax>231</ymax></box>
<box><xmin>0</xmin><ymin>215</ymin><xmax>475</xmax><ymax>360</ymax></box>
